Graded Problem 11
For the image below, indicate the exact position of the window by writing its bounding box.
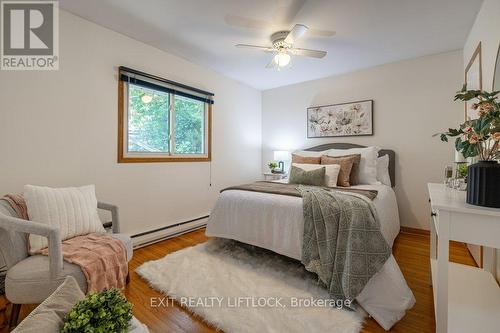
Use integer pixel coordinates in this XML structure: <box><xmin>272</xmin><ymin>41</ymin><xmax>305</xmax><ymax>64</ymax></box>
<box><xmin>118</xmin><ymin>67</ymin><xmax>213</xmax><ymax>162</ymax></box>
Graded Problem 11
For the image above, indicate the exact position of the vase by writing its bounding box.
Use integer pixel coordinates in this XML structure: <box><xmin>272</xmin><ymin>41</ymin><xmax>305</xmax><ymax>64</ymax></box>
<box><xmin>466</xmin><ymin>160</ymin><xmax>500</xmax><ymax>208</ymax></box>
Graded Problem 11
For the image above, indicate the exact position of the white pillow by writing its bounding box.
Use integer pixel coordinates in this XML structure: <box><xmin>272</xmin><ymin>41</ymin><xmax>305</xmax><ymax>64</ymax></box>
<box><xmin>292</xmin><ymin>150</ymin><xmax>328</xmax><ymax>158</ymax></box>
<box><xmin>24</xmin><ymin>185</ymin><xmax>105</xmax><ymax>252</ymax></box>
<box><xmin>290</xmin><ymin>163</ymin><xmax>341</xmax><ymax>188</ymax></box>
<box><xmin>377</xmin><ymin>155</ymin><xmax>392</xmax><ymax>186</ymax></box>
<box><xmin>326</xmin><ymin>146</ymin><xmax>381</xmax><ymax>185</ymax></box>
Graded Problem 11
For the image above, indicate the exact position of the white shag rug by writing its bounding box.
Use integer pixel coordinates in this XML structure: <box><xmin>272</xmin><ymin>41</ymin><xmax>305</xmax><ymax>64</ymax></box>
<box><xmin>137</xmin><ymin>239</ymin><xmax>364</xmax><ymax>333</ymax></box>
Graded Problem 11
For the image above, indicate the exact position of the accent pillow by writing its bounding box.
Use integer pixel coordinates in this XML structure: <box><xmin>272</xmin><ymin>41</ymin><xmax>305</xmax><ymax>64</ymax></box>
<box><xmin>24</xmin><ymin>185</ymin><xmax>106</xmax><ymax>252</ymax></box>
<box><xmin>326</xmin><ymin>147</ymin><xmax>381</xmax><ymax>185</ymax></box>
<box><xmin>377</xmin><ymin>154</ymin><xmax>392</xmax><ymax>186</ymax></box>
<box><xmin>12</xmin><ymin>276</ymin><xmax>84</xmax><ymax>333</ymax></box>
<box><xmin>288</xmin><ymin>150</ymin><xmax>328</xmax><ymax>174</ymax></box>
<box><xmin>290</xmin><ymin>163</ymin><xmax>341</xmax><ymax>187</ymax></box>
<box><xmin>289</xmin><ymin>165</ymin><xmax>326</xmax><ymax>186</ymax></box>
<box><xmin>292</xmin><ymin>150</ymin><xmax>328</xmax><ymax>158</ymax></box>
<box><xmin>291</xmin><ymin>153</ymin><xmax>321</xmax><ymax>164</ymax></box>
<box><xmin>339</xmin><ymin>154</ymin><xmax>362</xmax><ymax>185</ymax></box>
<box><xmin>320</xmin><ymin>155</ymin><xmax>358</xmax><ymax>187</ymax></box>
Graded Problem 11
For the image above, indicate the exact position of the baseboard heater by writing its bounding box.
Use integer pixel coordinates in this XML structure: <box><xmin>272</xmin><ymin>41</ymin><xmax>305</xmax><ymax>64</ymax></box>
<box><xmin>131</xmin><ymin>215</ymin><xmax>209</xmax><ymax>249</ymax></box>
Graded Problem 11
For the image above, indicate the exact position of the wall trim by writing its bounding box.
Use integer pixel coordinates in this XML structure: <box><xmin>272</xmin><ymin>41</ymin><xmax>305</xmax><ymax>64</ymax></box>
<box><xmin>132</xmin><ymin>215</ymin><xmax>208</xmax><ymax>248</ymax></box>
<box><xmin>131</xmin><ymin>215</ymin><xmax>209</xmax><ymax>238</ymax></box>
<box><xmin>133</xmin><ymin>224</ymin><xmax>207</xmax><ymax>249</ymax></box>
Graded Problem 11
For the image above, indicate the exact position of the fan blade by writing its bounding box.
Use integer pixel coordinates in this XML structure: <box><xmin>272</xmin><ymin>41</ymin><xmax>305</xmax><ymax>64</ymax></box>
<box><xmin>265</xmin><ymin>56</ymin><xmax>276</xmax><ymax>69</ymax></box>
<box><xmin>291</xmin><ymin>48</ymin><xmax>327</xmax><ymax>58</ymax></box>
<box><xmin>308</xmin><ymin>29</ymin><xmax>336</xmax><ymax>38</ymax></box>
<box><xmin>284</xmin><ymin>24</ymin><xmax>308</xmax><ymax>44</ymax></box>
<box><xmin>272</xmin><ymin>0</ymin><xmax>306</xmax><ymax>24</ymax></box>
<box><xmin>225</xmin><ymin>14</ymin><xmax>335</xmax><ymax>38</ymax></box>
<box><xmin>225</xmin><ymin>15</ymin><xmax>274</xmax><ymax>30</ymax></box>
<box><xmin>235</xmin><ymin>44</ymin><xmax>275</xmax><ymax>52</ymax></box>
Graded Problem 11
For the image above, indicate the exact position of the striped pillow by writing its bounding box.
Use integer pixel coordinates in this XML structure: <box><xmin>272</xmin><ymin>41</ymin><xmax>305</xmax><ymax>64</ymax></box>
<box><xmin>24</xmin><ymin>185</ymin><xmax>105</xmax><ymax>252</ymax></box>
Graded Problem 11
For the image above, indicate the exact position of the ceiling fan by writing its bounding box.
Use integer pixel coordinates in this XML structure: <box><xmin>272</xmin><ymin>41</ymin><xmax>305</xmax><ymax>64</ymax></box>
<box><xmin>235</xmin><ymin>24</ymin><xmax>328</xmax><ymax>70</ymax></box>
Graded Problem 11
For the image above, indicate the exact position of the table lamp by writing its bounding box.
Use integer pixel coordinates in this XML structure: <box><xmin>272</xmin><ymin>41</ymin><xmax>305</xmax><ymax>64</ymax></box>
<box><xmin>273</xmin><ymin>150</ymin><xmax>291</xmax><ymax>174</ymax></box>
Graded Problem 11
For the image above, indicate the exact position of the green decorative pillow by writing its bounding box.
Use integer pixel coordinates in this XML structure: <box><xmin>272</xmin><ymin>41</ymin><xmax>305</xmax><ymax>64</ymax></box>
<box><xmin>289</xmin><ymin>165</ymin><xmax>326</xmax><ymax>186</ymax></box>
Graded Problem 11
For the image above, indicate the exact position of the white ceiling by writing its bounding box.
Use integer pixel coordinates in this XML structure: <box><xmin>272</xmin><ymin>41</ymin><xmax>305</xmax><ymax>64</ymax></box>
<box><xmin>59</xmin><ymin>0</ymin><xmax>483</xmax><ymax>90</ymax></box>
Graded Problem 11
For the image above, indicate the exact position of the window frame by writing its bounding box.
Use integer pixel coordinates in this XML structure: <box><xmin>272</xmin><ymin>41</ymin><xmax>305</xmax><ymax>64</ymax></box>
<box><xmin>118</xmin><ymin>80</ymin><xmax>212</xmax><ymax>163</ymax></box>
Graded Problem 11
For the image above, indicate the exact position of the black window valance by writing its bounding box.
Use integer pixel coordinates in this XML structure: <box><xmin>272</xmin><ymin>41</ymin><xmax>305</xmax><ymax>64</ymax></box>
<box><xmin>119</xmin><ymin>66</ymin><xmax>214</xmax><ymax>105</ymax></box>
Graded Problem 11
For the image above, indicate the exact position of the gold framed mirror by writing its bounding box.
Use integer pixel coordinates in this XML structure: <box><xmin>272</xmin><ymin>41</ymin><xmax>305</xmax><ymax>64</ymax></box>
<box><xmin>464</xmin><ymin>42</ymin><xmax>482</xmax><ymax>120</ymax></box>
<box><xmin>493</xmin><ymin>42</ymin><xmax>500</xmax><ymax>91</ymax></box>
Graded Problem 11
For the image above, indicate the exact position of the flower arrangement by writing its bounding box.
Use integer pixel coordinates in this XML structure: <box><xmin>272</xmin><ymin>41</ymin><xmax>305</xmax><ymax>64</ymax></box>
<box><xmin>62</xmin><ymin>288</ymin><xmax>133</xmax><ymax>333</ymax></box>
<box><xmin>438</xmin><ymin>86</ymin><xmax>500</xmax><ymax>161</ymax></box>
<box><xmin>268</xmin><ymin>162</ymin><xmax>278</xmax><ymax>171</ymax></box>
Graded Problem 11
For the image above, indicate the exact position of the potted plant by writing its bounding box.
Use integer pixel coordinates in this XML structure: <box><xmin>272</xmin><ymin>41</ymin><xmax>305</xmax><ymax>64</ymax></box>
<box><xmin>62</xmin><ymin>288</ymin><xmax>133</xmax><ymax>333</ymax></box>
<box><xmin>457</xmin><ymin>163</ymin><xmax>469</xmax><ymax>179</ymax></box>
<box><xmin>438</xmin><ymin>86</ymin><xmax>500</xmax><ymax>208</ymax></box>
<box><xmin>268</xmin><ymin>162</ymin><xmax>279</xmax><ymax>173</ymax></box>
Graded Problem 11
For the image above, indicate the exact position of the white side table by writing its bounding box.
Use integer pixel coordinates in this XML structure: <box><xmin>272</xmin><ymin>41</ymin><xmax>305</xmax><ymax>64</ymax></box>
<box><xmin>428</xmin><ymin>183</ymin><xmax>500</xmax><ymax>333</ymax></box>
<box><xmin>263</xmin><ymin>172</ymin><xmax>286</xmax><ymax>181</ymax></box>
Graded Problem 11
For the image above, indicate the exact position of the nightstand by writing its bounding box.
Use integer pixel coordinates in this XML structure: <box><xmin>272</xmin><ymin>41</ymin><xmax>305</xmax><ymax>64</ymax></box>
<box><xmin>263</xmin><ymin>172</ymin><xmax>286</xmax><ymax>181</ymax></box>
<box><xmin>428</xmin><ymin>183</ymin><xmax>500</xmax><ymax>333</ymax></box>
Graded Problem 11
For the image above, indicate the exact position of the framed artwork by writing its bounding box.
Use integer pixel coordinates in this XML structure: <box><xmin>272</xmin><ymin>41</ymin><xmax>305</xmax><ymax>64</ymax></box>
<box><xmin>307</xmin><ymin>100</ymin><xmax>373</xmax><ymax>138</ymax></box>
<box><xmin>464</xmin><ymin>42</ymin><xmax>482</xmax><ymax>120</ymax></box>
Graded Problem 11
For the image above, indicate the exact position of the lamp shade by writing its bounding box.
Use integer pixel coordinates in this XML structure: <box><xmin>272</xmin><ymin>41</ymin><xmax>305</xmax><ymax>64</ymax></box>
<box><xmin>273</xmin><ymin>150</ymin><xmax>291</xmax><ymax>161</ymax></box>
<box><xmin>274</xmin><ymin>53</ymin><xmax>291</xmax><ymax>67</ymax></box>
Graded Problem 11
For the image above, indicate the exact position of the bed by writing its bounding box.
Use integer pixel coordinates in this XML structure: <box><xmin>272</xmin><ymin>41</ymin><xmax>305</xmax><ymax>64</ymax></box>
<box><xmin>206</xmin><ymin>143</ymin><xmax>415</xmax><ymax>330</ymax></box>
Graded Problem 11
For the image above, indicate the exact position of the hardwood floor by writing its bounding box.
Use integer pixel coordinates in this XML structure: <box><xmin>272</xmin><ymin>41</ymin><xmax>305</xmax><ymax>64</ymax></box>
<box><xmin>2</xmin><ymin>228</ymin><xmax>476</xmax><ymax>333</ymax></box>
<box><xmin>0</xmin><ymin>296</ymin><xmax>8</xmax><ymax>330</ymax></box>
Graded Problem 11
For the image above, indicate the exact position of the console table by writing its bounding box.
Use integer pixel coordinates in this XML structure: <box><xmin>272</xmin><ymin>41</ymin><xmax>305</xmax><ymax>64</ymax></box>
<box><xmin>428</xmin><ymin>183</ymin><xmax>500</xmax><ymax>333</ymax></box>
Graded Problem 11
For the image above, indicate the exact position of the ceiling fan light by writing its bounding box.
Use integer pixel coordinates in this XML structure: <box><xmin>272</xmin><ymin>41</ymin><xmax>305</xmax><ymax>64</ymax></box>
<box><xmin>274</xmin><ymin>52</ymin><xmax>291</xmax><ymax>67</ymax></box>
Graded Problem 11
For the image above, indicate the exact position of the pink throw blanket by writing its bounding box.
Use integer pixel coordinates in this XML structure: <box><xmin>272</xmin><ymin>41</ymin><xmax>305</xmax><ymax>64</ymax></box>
<box><xmin>37</xmin><ymin>233</ymin><xmax>128</xmax><ymax>292</ymax></box>
<box><xmin>1</xmin><ymin>194</ymin><xmax>128</xmax><ymax>293</ymax></box>
<box><xmin>2</xmin><ymin>194</ymin><xmax>29</xmax><ymax>220</ymax></box>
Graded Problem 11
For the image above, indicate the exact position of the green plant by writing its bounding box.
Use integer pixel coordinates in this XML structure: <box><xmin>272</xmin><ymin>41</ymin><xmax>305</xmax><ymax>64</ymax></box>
<box><xmin>268</xmin><ymin>162</ymin><xmax>278</xmax><ymax>170</ymax></box>
<box><xmin>457</xmin><ymin>163</ymin><xmax>468</xmax><ymax>179</ymax></box>
<box><xmin>436</xmin><ymin>86</ymin><xmax>500</xmax><ymax>160</ymax></box>
<box><xmin>62</xmin><ymin>289</ymin><xmax>133</xmax><ymax>333</ymax></box>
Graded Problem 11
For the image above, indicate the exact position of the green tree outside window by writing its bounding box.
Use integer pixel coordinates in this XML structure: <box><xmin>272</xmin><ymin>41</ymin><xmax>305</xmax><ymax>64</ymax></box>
<box><xmin>127</xmin><ymin>84</ymin><xmax>206</xmax><ymax>155</ymax></box>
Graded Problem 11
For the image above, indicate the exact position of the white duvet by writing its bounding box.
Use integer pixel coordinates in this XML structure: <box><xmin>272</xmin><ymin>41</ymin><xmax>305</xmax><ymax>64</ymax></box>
<box><xmin>206</xmin><ymin>184</ymin><xmax>415</xmax><ymax>330</ymax></box>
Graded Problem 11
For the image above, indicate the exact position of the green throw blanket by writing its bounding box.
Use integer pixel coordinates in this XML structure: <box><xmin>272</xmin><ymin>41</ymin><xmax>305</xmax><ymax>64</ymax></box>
<box><xmin>298</xmin><ymin>185</ymin><xmax>391</xmax><ymax>305</ymax></box>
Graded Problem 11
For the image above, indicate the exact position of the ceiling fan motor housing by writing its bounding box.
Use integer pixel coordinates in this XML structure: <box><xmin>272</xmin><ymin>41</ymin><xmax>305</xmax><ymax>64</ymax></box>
<box><xmin>271</xmin><ymin>31</ymin><xmax>292</xmax><ymax>50</ymax></box>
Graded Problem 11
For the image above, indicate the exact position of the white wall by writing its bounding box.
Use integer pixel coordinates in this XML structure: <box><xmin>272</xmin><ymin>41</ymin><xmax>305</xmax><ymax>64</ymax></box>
<box><xmin>0</xmin><ymin>10</ymin><xmax>262</xmax><ymax>236</ymax></box>
<box><xmin>262</xmin><ymin>51</ymin><xmax>463</xmax><ymax>230</ymax></box>
<box><xmin>464</xmin><ymin>0</ymin><xmax>500</xmax><ymax>92</ymax></box>
<box><xmin>463</xmin><ymin>0</ymin><xmax>500</xmax><ymax>279</ymax></box>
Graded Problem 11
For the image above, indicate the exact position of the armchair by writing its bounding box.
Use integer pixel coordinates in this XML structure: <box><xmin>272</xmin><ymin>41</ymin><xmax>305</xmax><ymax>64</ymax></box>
<box><xmin>0</xmin><ymin>200</ymin><xmax>133</xmax><ymax>328</ymax></box>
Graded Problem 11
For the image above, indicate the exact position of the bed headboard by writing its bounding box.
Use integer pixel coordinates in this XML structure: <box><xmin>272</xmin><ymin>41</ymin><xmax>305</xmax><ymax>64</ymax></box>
<box><xmin>304</xmin><ymin>143</ymin><xmax>396</xmax><ymax>187</ymax></box>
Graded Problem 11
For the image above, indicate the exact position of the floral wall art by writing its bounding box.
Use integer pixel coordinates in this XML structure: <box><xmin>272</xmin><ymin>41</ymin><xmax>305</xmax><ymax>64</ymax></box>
<box><xmin>307</xmin><ymin>100</ymin><xmax>373</xmax><ymax>138</ymax></box>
